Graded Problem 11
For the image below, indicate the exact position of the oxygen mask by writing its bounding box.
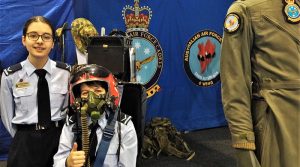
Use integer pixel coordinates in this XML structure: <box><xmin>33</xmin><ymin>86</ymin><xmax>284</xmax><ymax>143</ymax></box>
<box><xmin>81</xmin><ymin>91</ymin><xmax>107</xmax><ymax>121</ymax></box>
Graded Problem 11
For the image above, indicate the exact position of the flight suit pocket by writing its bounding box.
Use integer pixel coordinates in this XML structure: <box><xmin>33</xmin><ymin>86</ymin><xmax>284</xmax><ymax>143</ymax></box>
<box><xmin>262</xmin><ymin>15</ymin><xmax>300</xmax><ymax>43</ymax></box>
<box><xmin>13</xmin><ymin>86</ymin><xmax>34</xmax><ymax>113</ymax></box>
<box><xmin>251</xmin><ymin>98</ymin><xmax>268</xmax><ymax>130</ymax></box>
<box><xmin>50</xmin><ymin>85</ymin><xmax>68</xmax><ymax>109</ymax></box>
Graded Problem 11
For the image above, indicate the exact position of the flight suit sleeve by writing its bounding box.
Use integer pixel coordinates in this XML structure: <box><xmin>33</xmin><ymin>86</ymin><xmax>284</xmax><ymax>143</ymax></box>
<box><xmin>0</xmin><ymin>73</ymin><xmax>16</xmax><ymax>137</ymax></box>
<box><xmin>220</xmin><ymin>2</ymin><xmax>255</xmax><ymax>150</ymax></box>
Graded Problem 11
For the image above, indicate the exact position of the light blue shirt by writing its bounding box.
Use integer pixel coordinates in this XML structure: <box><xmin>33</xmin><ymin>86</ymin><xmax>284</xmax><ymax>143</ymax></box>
<box><xmin>53</xmin><ymin>113</ymin><xmax>138</xmax><ymax>167</ymax></box>
<box><xmin>0</xmin><ymin>58</ymin><xmax>70</xmax><ymax>136</ymax></box>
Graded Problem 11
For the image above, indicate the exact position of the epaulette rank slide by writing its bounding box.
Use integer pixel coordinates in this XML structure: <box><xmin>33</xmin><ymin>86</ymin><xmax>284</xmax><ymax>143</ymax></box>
<box><xmin>56</xmin><ymin>61</ymin><xmax>71</xmax><ymax>72</ymax></box>
<box><xmin>4</xmin><ymin>63</ymin><xmax>22</xmax><ymax>76</ymax></box>
<box><xmin>119</xmin><ymin>112</ymin><xmax>131</xmax><ymax>125</ymax></box>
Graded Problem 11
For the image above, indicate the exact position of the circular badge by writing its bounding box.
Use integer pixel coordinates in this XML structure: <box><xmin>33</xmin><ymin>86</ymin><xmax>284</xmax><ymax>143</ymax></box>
<box><xmin>183</xmin><ymin>30</ymin><xmax>222</xmax><ymax>87</ymax></box>
<box><xmin>284</xmin><ymin>3</ymin><xmax>300</xmax><ymax>23</ymax></box>
<box><xmin>127</xmin><ymin>30</ymin><xmax>163</xmax><ymax>97</ymax></box>
<box><xmin>224</xmin><ymin>13</ymin><xmax>241</xmax><ymax>33</ymax></box>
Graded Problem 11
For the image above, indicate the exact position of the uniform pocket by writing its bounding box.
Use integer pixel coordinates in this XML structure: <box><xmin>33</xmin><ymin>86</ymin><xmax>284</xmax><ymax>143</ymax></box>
<box><xmin>50</xmin><ymin>84</ymin><xmax>68</xmax><ymax>109</ymax></box>
<box><xmin>13</xmin><ymin>86</ymin><xmax>34</xmax><ymax>112</ymax></box>
<box><xmin>251</xmin><ymin>98</ymin><xmax>268</xmax><ymax>130</ymax></box>
<box><xmin>107</xmin><ymin>140</ymin><xmax>119</xmax><ymax>155</ymax></box>
<box><xmin>102</xmin><ymin>142</ymin><xmax>119</xmax><ymax>166</ymax></box>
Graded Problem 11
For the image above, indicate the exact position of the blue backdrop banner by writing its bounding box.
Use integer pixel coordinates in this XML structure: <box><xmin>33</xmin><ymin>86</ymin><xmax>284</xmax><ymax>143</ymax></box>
<box><xmin>78</xmin><ymin>0</ymin><xmax>233</xmax><ymax>131</ymax></box>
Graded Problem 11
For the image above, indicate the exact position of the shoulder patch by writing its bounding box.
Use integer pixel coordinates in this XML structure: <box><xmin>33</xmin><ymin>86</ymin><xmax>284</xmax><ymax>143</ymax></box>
<box><xmin>4</xmin><ymin>63</ymin><xmax>22</xmax><ymax>76</ymax></box>
<box><xmin>224</xmin><ymin>13</ymin><xmax>241</xmax><ymax>33</ymax></box>
<box><xmin>56</xmin><ymin>61</ymin><xmax>71</xmax><ymax>72</ymax></box>
<box><xmin>119</xmin><ymin>112</ymin><xmax>132</xmax><ymax>125</ymax></box>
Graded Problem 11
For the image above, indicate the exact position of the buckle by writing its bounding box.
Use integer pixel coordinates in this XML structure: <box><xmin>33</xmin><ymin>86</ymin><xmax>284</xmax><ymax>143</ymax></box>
<box><xmin>35</xmin><ymin>124</ymin><xmax>46</xmax><ymax>130</ymax></box>
<box><xmin>103</xmin><ymin>128</ymin><xmax>114</xmax><ymax>138</ymax></box>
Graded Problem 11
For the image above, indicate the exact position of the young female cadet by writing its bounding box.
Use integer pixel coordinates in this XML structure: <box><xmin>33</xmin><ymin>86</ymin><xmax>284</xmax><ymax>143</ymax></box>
<box><xmin>0</xmin><ymin>16</ymin><xmax>70</xmax><ymax>167</ymax></box>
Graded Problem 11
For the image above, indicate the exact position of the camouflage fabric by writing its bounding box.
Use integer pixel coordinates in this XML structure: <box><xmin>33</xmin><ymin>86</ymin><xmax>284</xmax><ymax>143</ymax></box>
<box><xmin>142</xmin><ymin>117</ymin><xmax>195</xmax><ymax>160</ymax></box>
<box><xmin>71</xmin><ymin>18</ymin><xmax>99</xmax><ymax>54</ymax></box>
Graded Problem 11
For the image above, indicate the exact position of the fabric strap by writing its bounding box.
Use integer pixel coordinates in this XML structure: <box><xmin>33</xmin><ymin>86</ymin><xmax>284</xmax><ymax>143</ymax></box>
<box><xmin>93</xmin><ymin>108</ymin><xmax>119</xmax><ymax>167</ymax></box>
<box><xmin>93</xmin><ymin>85</ymin><xmax>124</xmax><ymax>166</ymax></box>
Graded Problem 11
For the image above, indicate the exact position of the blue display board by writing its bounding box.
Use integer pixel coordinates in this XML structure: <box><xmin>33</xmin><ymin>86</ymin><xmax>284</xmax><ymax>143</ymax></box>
<box><xmin>80</xmin><ymin>0</ymin><xmax>233</xmax><ymax>130</ymax></box>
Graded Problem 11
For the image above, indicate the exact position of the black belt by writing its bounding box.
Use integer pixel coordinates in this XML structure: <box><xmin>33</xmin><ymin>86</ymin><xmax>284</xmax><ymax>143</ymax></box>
<box><xmin>16</xmin><ymin>120</ymin><xmax>65</xmax><ymax>131</ymax></box>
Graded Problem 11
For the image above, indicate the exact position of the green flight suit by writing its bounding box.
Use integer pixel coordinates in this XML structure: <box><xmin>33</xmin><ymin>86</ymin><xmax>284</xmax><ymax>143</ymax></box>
<box><xmin>220</xmin><ymin>0</ymin><xmax>300</xmax><ymax>166</ymax></box>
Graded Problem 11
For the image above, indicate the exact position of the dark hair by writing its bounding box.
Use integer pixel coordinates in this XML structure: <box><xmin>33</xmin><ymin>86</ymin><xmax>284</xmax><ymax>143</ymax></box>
<box><xmin>73</xmin><ymin>81</ymin><xmax>108</xmax><ymax>98</ymax></box>
<box><xmin>22</xmin><ymin>16</ymin><xmax>55</xmax><ymax>37</ymax></box>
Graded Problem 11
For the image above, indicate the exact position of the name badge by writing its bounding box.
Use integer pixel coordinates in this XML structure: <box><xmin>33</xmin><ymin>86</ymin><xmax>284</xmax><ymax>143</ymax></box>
<box><xmin>16</xmin><ymin>81</ymin><xmax>30</xmax><ymax>88</ymax></box>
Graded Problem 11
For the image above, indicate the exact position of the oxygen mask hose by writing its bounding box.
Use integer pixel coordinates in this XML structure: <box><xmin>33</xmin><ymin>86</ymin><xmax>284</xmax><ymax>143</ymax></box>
<box><xmin>80</xmin><ymin>103</ymin><xmax>90</xmax><ymax>167</ymax></box>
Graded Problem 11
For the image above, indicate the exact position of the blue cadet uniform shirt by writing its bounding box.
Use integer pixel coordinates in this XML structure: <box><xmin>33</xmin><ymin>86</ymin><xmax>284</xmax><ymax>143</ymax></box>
<box><xmin>0</xmin><ymin>58</ymin><xmax>70</xmax><ymax>136</ymax></box>
<box><xmin>53</xmin><ymin>113</ymin><xmax>138</xmax><ymax>167</ymax></box>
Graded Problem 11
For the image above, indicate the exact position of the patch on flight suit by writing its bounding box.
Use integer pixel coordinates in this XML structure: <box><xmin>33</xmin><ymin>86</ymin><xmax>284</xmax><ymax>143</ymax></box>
<box><xmin>224</xmin><ymin>13</ymin><xmax>241</xmax><ymax>33</ymax></box>
<box><xmin>283</xmin><ymin>2</ymin><xmax>300</xmax><ymax>24</ymax></box>
<box><xmin>56</xmin><ymin>61</ymin><xmax>71</xmax><ymax>72</ymax></box>
<box><xmin>4</xmin><ymin>63</ymin><xmax>22</xmax><ymax>76</ymax></box>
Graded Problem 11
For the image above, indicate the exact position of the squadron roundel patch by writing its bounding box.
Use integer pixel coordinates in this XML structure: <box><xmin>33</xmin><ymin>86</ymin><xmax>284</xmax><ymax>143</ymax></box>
<box><xmin>224</xmin><ymin>13</ymin><xmax>241</xmax><ymax>33</ymax></box>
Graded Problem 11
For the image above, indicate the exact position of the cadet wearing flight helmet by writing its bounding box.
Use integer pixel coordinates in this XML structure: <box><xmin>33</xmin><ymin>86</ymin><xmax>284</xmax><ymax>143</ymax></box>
<box><xmin>53</xmin><ymin>64</ymin><xmax>138</xmax><ymax>167</ymax></box>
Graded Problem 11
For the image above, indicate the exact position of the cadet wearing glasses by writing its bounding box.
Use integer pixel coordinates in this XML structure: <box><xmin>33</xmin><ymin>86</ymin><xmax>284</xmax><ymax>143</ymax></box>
<box><xmin>0</xmin><ymin>16</ymin><xmax>70</xmax><ymax>167</ymax></box>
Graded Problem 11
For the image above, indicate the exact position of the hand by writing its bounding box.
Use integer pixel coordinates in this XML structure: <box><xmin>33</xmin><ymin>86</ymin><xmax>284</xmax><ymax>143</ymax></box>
<box><xmin>66</xmin><ymin>143</ymin><xmax>86</xmax><ymax>167</ymax></box>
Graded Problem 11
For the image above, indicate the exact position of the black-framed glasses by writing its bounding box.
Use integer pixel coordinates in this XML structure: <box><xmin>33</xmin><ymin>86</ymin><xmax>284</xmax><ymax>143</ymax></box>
<box><xmin>26</xmin><ymin>32</ymin><xmax>53</xmax><ymax>42</ymax></box>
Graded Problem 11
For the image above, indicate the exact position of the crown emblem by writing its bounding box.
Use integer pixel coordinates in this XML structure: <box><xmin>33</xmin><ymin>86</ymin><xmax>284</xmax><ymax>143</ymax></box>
<box><xmin>122</xmin><ymin>0</ymin><xmax>152</xmax><ymax>31</ymax></box>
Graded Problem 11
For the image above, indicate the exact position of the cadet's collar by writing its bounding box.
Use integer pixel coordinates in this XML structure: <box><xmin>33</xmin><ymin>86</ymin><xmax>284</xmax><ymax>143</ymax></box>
<box><xmin>24</xmin><ymin>58</ymin><xmax>52</xmax><ymax>76</ymax></box>
<box><xmin>43</xmin><ymin>59</ymin><xmax>52</xmax><ymax>74</ymax></box>
<box><xmin>97</xmin><ymin>113</ymin><xmax>107</xmax><ymax>130</ymax></box>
